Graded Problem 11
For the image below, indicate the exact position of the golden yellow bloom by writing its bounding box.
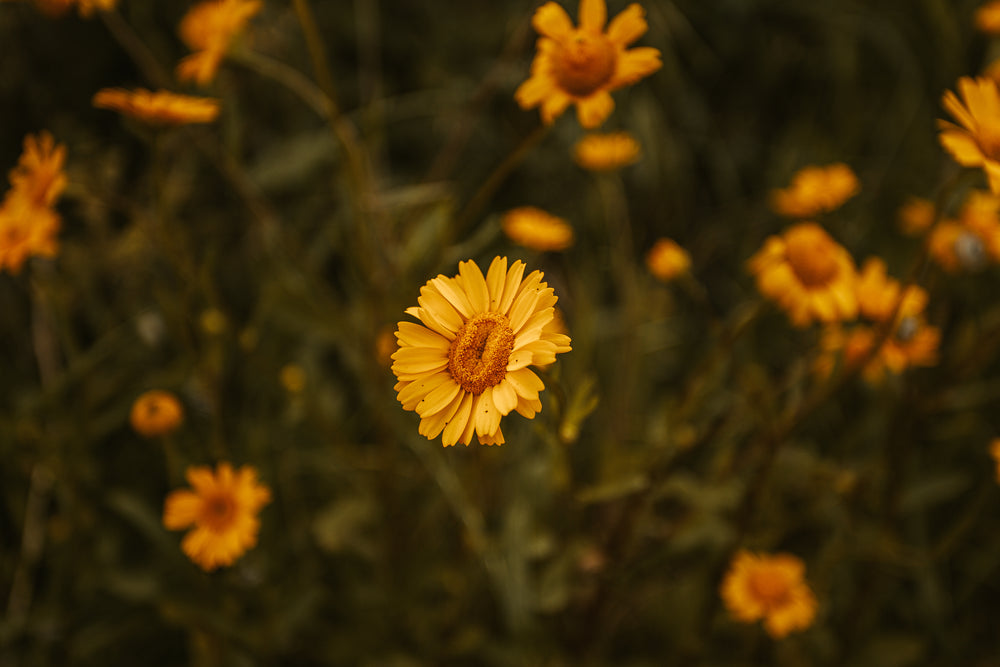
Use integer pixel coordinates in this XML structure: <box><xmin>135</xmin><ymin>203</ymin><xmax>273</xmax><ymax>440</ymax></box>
<box><xmin>976</xmin><ymin>1</ymin><xmax>1000</xmax><ymax>35</ymax></box>
<box><xmin>92</xmin><ymin>88</ymin><xmax>221</xmax><ymax>126</ymax></box>
<box><xmin>8</xmin><ymin>131</ymin><xmax>66</xmax><ymax>208</ymax></box>
<box><xmin>748</xmin><ymin>222</ymin><xmax>858</xmax><ymax>328</ymax></box>
<box><xmin>646</xmin><ymin>237</ymin><xmax>690</xmax><ymax>282</ymax></box>
<box><xmin>515</xmin><ymin>0</ymin><xmax>662</xmax><ymax>128</ymax></box>
<box><xmin>130</xmin><ymin>390</ymin><xmax>184</xmax><ymax>438</ymax></box>
<box><xmin>501</xmin><ymin>207</ymin><xmax>575</xmax><ymax>251</ymax></box>
<box><xmin>573</xmin><ymin>131</ymin><xmax>641</xmax><ymax>170</ymax></box>
<box><xmin>163</xmin><ymin>462</ymin><xmax>271</xmax><ymax>571</ymax></box>
<box><xmin>897</xmin><ymin>197</ymin><xmax>935</xmax><ymax>236</ymax></box>
<box><xmin>928</xmin><ymin>189</ymin><xmax>1000</xmax><ymax>272</ymax></box>
<box><xmin>176</xmin><ymin>0</ymin><xmax>261</xmax><ymax>86</ymax></box>
<box><xmin>938</xmin><ymin>77</ymin><xmax>1000</xmax><ymax>194</ymax></box>
<box><xmin>720</xmin><ymin>550</ymin><xmax>817</xmax><ymax>639</ymax></box>
<box><xmin>856</xmin><ymin>257</ymin><xmax>927</xmax><ymax>324</ymax></box>
<box><xmin>392</xmin><ymin>256</ymin><xmax>572</xmax><ymax>446</ymax></box>
<box><xmin>990</xmin><ymin>439</ymin><xmax>1000</xmax><ymax>483</ymax></box>
<box><xmin>769</xmin><ymin>163</ymin><xmax>860</xmax><ymax>218</ymax></box>
<box><xmin>0</xmin><ymin>195</ymin><xmax>60</xmax><ymax>275</ymax></box>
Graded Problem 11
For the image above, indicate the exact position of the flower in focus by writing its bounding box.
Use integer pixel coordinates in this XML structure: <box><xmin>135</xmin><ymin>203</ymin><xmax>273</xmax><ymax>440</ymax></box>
<box><xmin>163</xmin><ymin>462</ymin><xmax>271</xmax><ymax>571</ymax></box>
<box><xmin>515</xmin><ymin>0</ymin><xmax>662</xmax><ymax>128</ymax></box>
<box><xmin>976</xmin><ymin>1</ymin><xmax>1000</xmax><ymax>35</ymax></box>
<box><xmin>748</xmin><ymin>222</ymin><xmax>857</xmax><ymax>327</ymax></box>
<box><xmin>130</xmin><ymin>390</ymin><xmax>185</xmax><ymax>437</ymax></box>
<box><xmin>176</xmin><ymin>0</ymin><xmax>262</xmax><ymax>86</ymax></box>
<box><xmin>990</xmin><ymin>439</ymin><xmax>1000</xmax><ymax>483</ymax></box>
<box><xmin>646</xmin><ymin>237</ymin><xmax>690</xmax><ymax>282</ymax></box>
<box><xmin>93</xmin><ymin>88</ymin><xmax>221</xmax><ymax>125</ymax></box>
<box><xmin>770</xmin><ymin>163</ymin><xmax>859</xmax><ymax>218</ymax></box>
<box><xmin>928</xmin><ymin>189</ymin><xmax>1000</xmax><ymax>272</ymax></box>
<box><xmin>720</xmin><ymin>550</ymin><xmax>817</xmax><ymax>639</ymax></box>
<box><xmin>573</xmin><ymin>131</ymin><xmax>641</xmax><ymax>171</ymax></box>
<box><xmin>501</xmin><ymin>207</ymin><xmax>575</xmax><ymax>251</ymax></box>
<box><xmin>938</xmin><ymin>77</ymin><xmax>1000</xmax><ymax>194</ymax></box>
<box><xmin>897</xmin><ymin>197</ymin><xmax>935</xmax><ymax>236</ymax></box>
<box><xmin>392</xmin><ymin>256</ymin><xmax>572</xmax><ymax>446</ymax></box>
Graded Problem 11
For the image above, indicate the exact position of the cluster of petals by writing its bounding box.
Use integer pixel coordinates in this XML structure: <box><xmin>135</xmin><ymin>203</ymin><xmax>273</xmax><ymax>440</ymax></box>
<box><xmin>501</xmin><ymin>206</ymin><xmax>575</xmax><ymax>252</ymax></box>
<box><xmin>938</xmin><ymin>77</ymin><xmax>1000</xmax><ymax>194</ymax></box>
<box><xmin>92</xmin><ymin>88</ymin><xmax>221</xmax><ymax>126</ymax></box>
<box><xmin>928</xmin><ymin>189</ymin><xmax>1000</xmax><ymax>272</ymax></box>
<box><xmin>646</xmin><ymin>237</ymin><xmax>690</xmax><ymax>282</ymax></box>
<box><xmin>515</xmin><ymin>0</ymin><xmax>662</xmax><ymax>129</ymax></box>
<box><xmin>769</xmin><ymin>163</ymin><xmax>859</xmax><ymax>218</ymax></box>
<box><xmin>392</xmin><ymin>256</ymin><xmax>571</xmax><ymax>446</ymax></box>
<box><xmin>573</xmin><ymin>131</ymin><xmax>641</xmax><ymax>171</ymax></box>
<box><xmin>176</xmin><ymin>0</ymin><xmax>262</xmax><ymax>86</ymax></box>
<box><xmin>720</xmin><ymin>550</ymin><xmax>818</xmax><ymax>639</ymax></box>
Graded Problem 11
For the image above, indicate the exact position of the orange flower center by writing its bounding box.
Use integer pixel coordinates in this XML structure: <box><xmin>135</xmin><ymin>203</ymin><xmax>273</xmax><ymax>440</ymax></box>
<box><xmin>785</xmin><ymin>227</ymin><xmax>839</xmax><ymax>287</ymax></box>
<box><xmin>447</xmin><ymin>312</ymin><xmax>515</xmax><ymax>395</ymax></box>
<box><xmin>748</xmin><ymin>568</ymin><xmax>792</xmax><ymax>608</ymax></box>
<box><xmin>553</xmin><ymin>31</ymin><xmax>617</xmax><ymax>97</ymax></box>
<box><xmin>201</xmin><ymin>492</ymin><xmax>236</xmax><ymax>531</ymax></box>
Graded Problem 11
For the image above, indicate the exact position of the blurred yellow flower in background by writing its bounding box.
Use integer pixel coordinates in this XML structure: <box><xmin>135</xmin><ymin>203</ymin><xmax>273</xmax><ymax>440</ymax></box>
<box><xmin>392</xmin><ymin>257</ymin><xmax>571</xmax><ymax>446</ymax></box>
<box><xmin>976</xmin><ymin>0</ymin><xmax>1000</xmax><ymax>35</ymax></box>
<box><xmin>515</xmin><ymin>0</ymin><xmax>662</xmax><ymax>128</ymax></box>
<box><xmin>163</xmin><ymin>462</ymin><xmax>271</xmax><ymax>571</ymax></box>
<box><xmin>573</xmin><ymin>131</ymin><xmax>641</xmax><ymax>171</ymax></box>
<box><xmin>176</xmin><ymin>0</ymin><xmax>261</xmax><ymax>86</ymax></box>
<box><xmin>928</xmin><ymin>189</ymin><xmax>1000</xmax><ymax>272</ymax></box>
<box><xmin>769</xmin><ymin>163</ymin><xmax>859</xmax><ymax>218</ymax></box>
<box><xmin>501</xmin><ymin>206</ymin><xmax>574</xmax><ymax>251</ymax></box>
<box><xmin>646</xmin><ymin>237</ymin><xmax>690</xmax><ymax>282</ymax></box>
<box><xmin>897</xmin><ymin>197</ymin><xmax>935</xmax><ymax>236</ymax></box>
<box><xmin>130</xmin><ymin>390</ymin><xmax>185</xmax><ymax>437</ymax></box>
<box><xmin>720</xmin><ymin>550</ymin><xmax>817</xmax><ymax>639</ymax></box>
<box><xmin>92</xmin><ymin>88</ymin><xmax>221</xmax><ymax>125</ymax></box>
<box><xmin>8</xmin><ymin>131</ymin><xmax>66</xmax><ymax>208</ymax></box>
<box><xmin>938</xmin><ymin>77</ymin><xmax>1000</xmax><ymax>194</ymax></box>
<box><xmin>855</xmin><ymin>257</ymin><xmax>927</xmax><ymax>324</ymax></box>
<box><xmin>748</xmin><ymin>222</ymin><xmax>858</xmax><ymax>327</ymax></box>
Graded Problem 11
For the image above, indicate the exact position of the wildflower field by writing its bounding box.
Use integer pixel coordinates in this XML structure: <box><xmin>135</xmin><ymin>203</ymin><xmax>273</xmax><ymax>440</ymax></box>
<box><xmin>4</xmin><ymin>0</ymin><xmax>1000</xmax><ymax>664</ymax></box>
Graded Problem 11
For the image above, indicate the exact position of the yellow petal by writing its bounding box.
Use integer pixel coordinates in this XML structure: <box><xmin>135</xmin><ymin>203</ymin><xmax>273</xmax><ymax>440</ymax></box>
<box><xmin>532</xmin><ymin>1</ymin><xmax>574</xmax><ymax>40</ymax></box>
<box><xmin>575</xmin><ymin>90</ymin><xmax>615</xmax><ymax>129</ymax></box>
<box><xmin>579</xmin><ymin>0</ymin><xmax>607</xmax><ymax>32</ymax></box>
<box><xmin>611</xmin><ymin>47</ymin><xmax>662</xmax><ymax>89</ymax></box>
<box><xmin>607</xmin><ymin>3</ymin><xmax>648</xmax><ymax>46</ymax></box>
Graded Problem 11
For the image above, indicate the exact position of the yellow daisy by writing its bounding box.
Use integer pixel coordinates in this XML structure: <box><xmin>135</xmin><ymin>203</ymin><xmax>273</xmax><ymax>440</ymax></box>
<box><xmin>769</xmin><ymin>163</ymin><xmax>860</xmax><ymax>218</ymax></box>
<box><xmin>572</xmin><ymin>131</ymin><xmax>641</xmax><ymax>170</ymax></box>
<box><xmin>0</xmin><ymin>195</ymin><xmax>60</xmax><ymax>275</ymax></box>
<box><xmin>392</xmin><ymin>256</ymin><xmax>572</xmax><ymax>446</ymax></box>
<box><xmin>748</xmin><ymin>222</ymin><xmax>858</xmax><ymax>328</ymax></box>
<box><xmin>897</xmin><ymin>197</ymin><xmax>935</xmax><ymax>236</ymax></box>
<box><xmin>820</xmin><ymin>321</ymin><xmax>940</xmax><ymax>384</ymax></box>
<box><xmin>938</xmin><ymin>77</ymin><xmax>1000</xmax><ymax>194</ymax></box>
<box><xmin>645</xmin><ymin>237</ymin><xmax>690</xmax><ymax>282</ymax></box>
<box><xmin>928</xmin><ymin>189</ymin><xmax>1000</xmax><ymax>272</ymax></box>
<box><xmin>976</xmin><ymin>1</ymin><xmax>1000</xmax><ymax>35</ymax></box>
<box><xmin>92</xmin><ymin>88</ymin><xmax>221</xmax><ymax>125</ymax></box>
<box><xmin>855</xmin><ymin>257</ymin><xmax>927</xmax><ymax>324</ymax></box>
<box><xmin>130</xmin><ymin>390</ymin><xmax>185</xmax><ymax>438</ymax></box>
<box><xmin>501</xmin><ymin>206</ymin><xmax>575</xmax><ymax>251</ymax></box>
<box><xmin>7</xmin><ymin>131</ymin><xmax>67</xmax><ymax>208</ymax></box>
<box><xmin>514</xmin><ymin>0</ymin><xmax>662</xmax><ymax>129</ymax></box>
<box><xmin>176</xmin><ymin>0</ymin><xmax>262</xmax><ymax>86</ymax></box>
<box><xmin>720</xmin><ymin>550</ymin><xmax>818</xmax><ymax>639</ymax></box>
<box><xmin>163</xmin><ymin>462</ymin><xmax>271</xmax><ymax>571</ymax></box>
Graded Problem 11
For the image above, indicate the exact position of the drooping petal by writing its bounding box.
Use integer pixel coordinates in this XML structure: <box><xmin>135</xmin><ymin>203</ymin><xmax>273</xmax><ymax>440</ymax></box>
<box><xmin>575</xmin><ymin>90</ymin><xmax>615</xmax><ymax>128</ymax></box>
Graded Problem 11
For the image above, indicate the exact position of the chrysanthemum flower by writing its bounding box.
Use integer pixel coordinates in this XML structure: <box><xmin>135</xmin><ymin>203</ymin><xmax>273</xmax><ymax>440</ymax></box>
<box><xmin>938</xmin><ymin>77</ymin><xmax>1000</xmax><ymax>194</ymax></box>
<box><xmin>501</xmin><ymin>207</ymin><xmax>575</xmax><ymax>251</ymax></box>
<box><xmin>92</xmin><ymin>88</ymin><xmax>221</xmax><ymax>125</ymax></box>
<box><xmin>928</xmin><ymin>189</ymin><xmax>1000</xmax><ymax>272</ymax></box>
<box><xmin>514</xmin><ymin>0</ymin><xmax>662</xmax><ymax>129</ymax></box>
<box><xmin>130</xmin><ymin>390</ymin><xmax>185</xmax><ymax>438</ymax></box>
<box><xmin>7</xmin><ymin>131</ymin><xmax>66</xmax><ymax>208</ymax></box>
<box><xmin>720</xmin><ymin>550</ymin><xmax>817</xmax><ymax>639</ymax></box>
<box><xmin>0</xmin><ymin>195</ymin><xmax>60</xmax><ymax>275</ymax></box>
<box><xmin>392</xmin><ymin>257</ymin><xmax>572</xmax><ymax>446</ymax></box>
<box><xmin>163</xmin><ymin>462</ymin><xmax>271</xmax><ymax>571</ymax></box>
<box><xmin>769</xmin><ymin>163</ymin><xmax>860</xmax><ymax>218</ymax></box>
<box><xmin>176</xmin><ymin>0</ymin><xmax>261</xmax><ymax>86</ymax></box>
<box><xmin>573</xmin><ymin>131</ymin><xmax>641</xmax><ymax>170</ymax></box>
<box><xmin>976</xmin><ymin>1</ymin><xmax>1000</xmax><ymax>35</ymax></box>
<box><xmin>646</xmin><ymin>237</ymin><xmax>690</xmax><ymax>282</ymax></box>
<box><xmin>748</xmin><ymin>222</ymin><xmax>858</xmax><ymax>328</ymax></box>
<box><xmin>897</xmin><ymin>197</ymin><xmax>935</xmax><ymax>236</ymax></box>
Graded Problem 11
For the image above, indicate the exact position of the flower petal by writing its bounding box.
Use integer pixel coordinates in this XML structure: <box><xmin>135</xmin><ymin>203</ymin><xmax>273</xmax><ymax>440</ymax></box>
<box><xmin>607</xmin><ymin>3</ymin><xmax>648</xmax><ymax>46</ymax></box>
<box><xmin>575</xmin><ymin>90</ymin><xmax>615</xmax><ymax>129</ymax></box>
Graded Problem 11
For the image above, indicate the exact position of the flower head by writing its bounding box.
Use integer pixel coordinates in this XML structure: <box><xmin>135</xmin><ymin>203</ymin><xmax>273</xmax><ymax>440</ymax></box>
<box><xmin>818</xmin><ymin>320</ymin><xmax>940</xmax><ymax>384</ymax></box>
<box><xmin>163</xmin><ymin>462</ymin><xmax>271</xmax><ymax>571</ymax></box>
<box><xmin>856</xmin><ymin>258</ymin><xmax>927</xmax><ymax>325</ymax></box>
<box><xmin>392</xmin><ymin>257</ymin><xmax>572</xmax><ymax>446</ymax></box>
<box><xmin>938</xmin><ymin>77</ymin><xmax>1000</xmax><ymax>194</ymax></box>
<box><xmin>977</xmin><ymin>1</ymin><xmax>1000</xmax><ymax>35</ymax></box>
<box><xmin>897</xmin><ymin>197</ymin><xmax>935</xmax><ymax>236</ymax></box>
<box><xmin>130</xmin><ymin>390</ymin><xmax>185</xmax><ymax>437</ymax></box>
<box><xmin>720</xmin><ymin>550</ymin><xmax>817</xmax><ymax>639</ymax></box>
<box><xmin>176</xmin><ymin>0</ymin><xmax>262</xmax><ymax>86</ymax></box>
<box><xmin>501</xmin><ymin>207</ymin><xmax>575</xmax><ymax>251</ymax></box>
<box><xmin>515</xmin><ymin>0</ymin><xmax>662</xmax><ymax>129</ymax></box>
<box><xmin>770</xmin><ymin>163</ymin><xmax>859</xmax><ymax>218</ymax></box>
<box><xmin>928</xmin><ymin>189</ymin><xmax>1000</xmax><ymax>272</ymax></box>
<box><xmin>8</xmin><ymin>131</ymin><xmax>67</xmax><ymax>208</ymax></box>
<box><xmin>748</xmin><ymin>222</ymin><xmax>858</xmax><ymax>327</ymax></box>
<box><xmin>646</xmin><ymin>237</ymin><xmax>690</xmax><ymax>282</ymax></box>
<box><xmin>573</xmin><ymin>131</ymin><xmax>641</xmax><ymax>170</ymax></box>
<box><xmin>93</xmin><ymin>88</ymin><xmax>221</xmax><ymax>125</ymax></box>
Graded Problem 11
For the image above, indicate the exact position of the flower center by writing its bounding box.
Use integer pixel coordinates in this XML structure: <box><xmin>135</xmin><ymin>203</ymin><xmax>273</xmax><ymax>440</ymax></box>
<box><xmin>201</xmin><ymin>493</ymin><xmax>236</xmax><ymax>531</ymax></box>
<box><xmin>447</xmin><ymin>312</ymin><xmax>515</xmax><ymax>395</ymax></box>
<box><xmin>553</xmin><ymin>31</ymin><xmax>617</xmax><ymax>97</ymax></box>
<box><xmin>748</xmin><ymin>569</ymin><xmax>792</xmax><ymax>608</ymax></box>
<box><xmin>785</xmin><ymin>226</ymin><xmax>839</xmax><ymax>287</ymax></box>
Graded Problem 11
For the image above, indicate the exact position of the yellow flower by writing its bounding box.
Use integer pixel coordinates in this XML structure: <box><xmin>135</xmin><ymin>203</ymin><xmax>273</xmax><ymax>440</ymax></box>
<box><xmin>769</xmin><ymin>163</ymin><xmax>860</xmax><ymax>218</ymax></box>
<box><xmin>976</xmin><ymin>1</ymin><xmax>1000</xmax><ymax>35</ymax></box>
<box><xmin>990</xmin><ymin>439</ymin><xmax>1000</xmax><ymax>483</ymax></box>
<box><xmin>938</xmin><ymin>77</ymin><xmax>1000</xmax><ymax>194</ymax></box>
<box><xmin>748</xmin><ymin>222</ymin><xmax>858</xmax><ymax>328</ymax></box>
<box><xmin>92</xmin><ymin>88</ymin><xmax>221</xmax><ymax>125</ymax></box>
<box><xmin>176</xmin><ymin>0</ymin><xmax>261</xmax><ymax>86</ymax></box>
<box><xmin>163</xmin><ymin>462</ymin><xmax>271</xmax><ymax>571</ymax></box>
<box><xmin>7</xmin><ymin>131</ymin><xmax>66</xmax><ymax>208</ymax></box>
<box><xmin>928</xmin><ymin>189</ymin><xmax>1000</xmax><ymax>272</ymax></box>
<box><xmin>279</xmin><ymin>364</ymin><xmax>306</xmax><ymax>393</ymax></box>
<box><xmin>720</xmin><ymin>550</ymin><xmax>817</xmax><ymax>639</ymax></box>
<box><xmin>515</xmin><ymin>0</ymin><xmax>662</xmax><ymax>129</ymax></box>
<box><xmin>897</xmin><ymin>197</ymin><xmax>935</xmax><ymax>236</ymax></box>
<box><xmin>0</xmin><ymin>195</ymin><xmax>60</xmax><ymax>275</ymax></box>
<box><xmin>501</xmin><ymin>207</ymin><xmax>575</xmax><ymax>251</ymax></box>
<box><xmin>855</xmin><ymin>257</ymin><xmax>927</xmax><ymax>325</ymax></box>
<box><xmin>392</xmin><ymin>256</ymin><xmax>572</xmax><ymax>446</ymax></box>
<box><xmin>572</xmin><ymin>131</ymin><xmax>641</xmax><ymax>170</ymax></box>
<box><xmin>130</xmin><ymin>390</ymin><xmax>184</xmax><ymax>437</ymax></box>
<box><xmin>646</xmin><ymin>237</ymin><xmax>690</xmax><ymax>282</ymax></box>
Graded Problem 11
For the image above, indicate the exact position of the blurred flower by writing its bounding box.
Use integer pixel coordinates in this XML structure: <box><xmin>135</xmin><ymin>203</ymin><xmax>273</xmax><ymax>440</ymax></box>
<box><xmin>819</xmin><ymin>321</ymin><xmax>940</xmax><ymax>384</ymax></box>
<box><xmin>938</xmin><ymin>77</ymin><xmax>1000</xmax><ymax>194</ymax></box>
<box><xmin>990</xmin><ymin>439</ymin><xmax>1000</xmax><ymax>482</ymax></box>
<box><xmin>515</xmin><ymin>0</ymin><xmax>662</xmax><ymax>128</ymax></box>
<box><xmin>855</xmin><ymin>257</ymin><xmax>927</xmax><ymax>324</ymax></box>
<box><xmin>163</xmin><ymin>462</ymin><xmax>271</xmax><ymax>571</ymax></box>
<box><xmin>976</xmin><ymin>1</ymin><xmax>1000</xmax><ymax>35</ymax></box>
<box><xmin>375</xmin><ymin>325</ymin><xmax>397</xmax><ymax>367</ymax></box>
<box><xmin>748</xmin><ymin>222</ymin><xmax>857</xmax><ymax>327</ymax></box>
<box><xmin>392</xmin><ymin>257</ymin><xmax>571</xmax><ymax>446</ymax></box>
<box><xmin>720</xmin><ymin>550</ymin><xmax>817</xmax><ymax>639</ymax></box>
<box><xmin>928</xmin><ymin>189</ymin><xmax>1000</xmax><ymax>272</ymax></box>
<box><xmin>573</xmin><ymin>131</ymin><xmax>641</xmax><ymax>170</ymax></box>
<box><xmin>280</xmin><ymin>364</ymin><xmax>306</xmax><ymax>393</ymax></box>
<box><xmin>501</xmin><ymin>206</ymin><xmax>574</xmax><ymax>251</ymax></box>
<box><xmin>8</xmin><ymin>131</ymin><xmax>66</xmax><ymax>208</ymax></box>
<box><xmin>176</xmin><ymin>0</ymin><xmax>261</xmax><ymax>86</ymax></box>
<box><xmin>897</xmin><ymin>197</ymin><xmax>935</xmax><ymax>236</ymax></box>
<box><xmin>770</xmin><ymin>163</ymin><xmax>859</xmax><ymax>218</ymax></box>
<box><xmin>16</xmin><ymin>0</ymin><xmax>114</xmax><ymax>18</ymax></box>
<box><xmin>130</xmin><ymin>390</ymin><xmax>184</xmax><ymax>437</ymax></box>
<box><xmin>645</xmin><ymin>237</ymin><xmax>690</xmax><ymax>282</ymax></box>
<box><xmin>92</xmin><ymin>88</ymin><xmax>221</xmax><ymax>125</ymax></box>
